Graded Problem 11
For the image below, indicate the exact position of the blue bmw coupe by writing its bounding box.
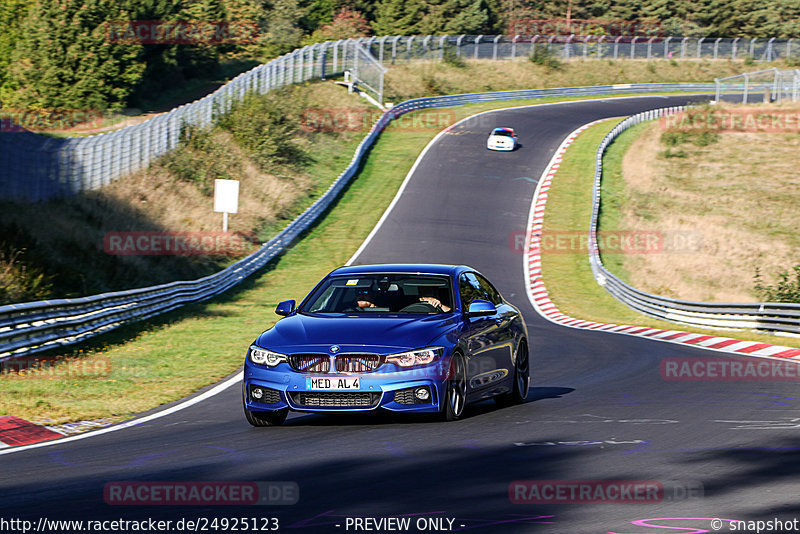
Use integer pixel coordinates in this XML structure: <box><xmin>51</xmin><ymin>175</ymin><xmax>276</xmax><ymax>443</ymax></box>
<box><xmin>243</xmin><ymin>264</ymin><xmax>530</xmax><ymax>425</ymax></box>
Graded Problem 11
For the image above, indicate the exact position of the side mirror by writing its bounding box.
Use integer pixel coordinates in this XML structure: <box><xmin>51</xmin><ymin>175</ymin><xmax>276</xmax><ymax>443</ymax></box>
<box><xmin>466</xmin><ymin>299</ymin><xmax>496</xmax><ymax>317</ymax></box>
<box><xmin>275</xmin><ymin>300</ymin><xmax>296</xmax><ymax>316</ymax></box>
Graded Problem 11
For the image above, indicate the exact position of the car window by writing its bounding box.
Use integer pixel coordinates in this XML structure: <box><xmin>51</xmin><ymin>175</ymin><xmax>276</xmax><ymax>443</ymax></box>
<box><xmin>300</xmin><ymin>274</ymin><xmax>453</xmax><ymax>314</ymax></box>
<box><xmin>459</xmin><ymin>272</ymin><xmax>493</xmax><ymax>308</ymax></box>
<box><xmin>475</xmin><ymin>274</ymin><xmax>503</xmax><ymax>305</ymax></box>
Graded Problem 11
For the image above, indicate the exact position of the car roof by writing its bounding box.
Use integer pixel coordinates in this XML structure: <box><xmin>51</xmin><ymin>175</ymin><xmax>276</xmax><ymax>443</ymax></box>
<box><xmin>491</xmin><ymin>127</ymin><xmax>514</xmax><ymax>134</ymax></box>
<box><xmin>329</xmin><ymin>263</ymin><xmax>471</xmax><ymax>278</ymax></box>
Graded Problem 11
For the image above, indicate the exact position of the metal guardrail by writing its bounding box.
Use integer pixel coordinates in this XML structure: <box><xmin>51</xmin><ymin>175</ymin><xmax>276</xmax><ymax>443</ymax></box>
<box><xmin>588</xmin><ymin>108</ymin><xmax>800</xmax><ymax>335</ymax></box>
<box><xmin>0</xmin><ymin>82</ymin><xmax>723</xmax><ymax>360</ymax></box>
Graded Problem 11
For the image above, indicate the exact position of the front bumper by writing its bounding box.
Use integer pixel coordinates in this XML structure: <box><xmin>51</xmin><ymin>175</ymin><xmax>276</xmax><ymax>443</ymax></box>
<box><xmin>243</xmin><ymin>360</ymin><xmax>449</xmax><ymax>414</ymax></box>
<box><xmin>487</xmin><ymin>140</ymin><xmax>514</xmax><ymax>151</ymax></box>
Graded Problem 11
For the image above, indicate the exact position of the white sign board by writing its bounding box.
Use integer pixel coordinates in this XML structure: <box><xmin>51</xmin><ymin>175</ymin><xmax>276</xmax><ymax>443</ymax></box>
<box><xmin>214</xmin><ymin>179</ymin><xmax>239</xmax><ymax>214</ymax></box>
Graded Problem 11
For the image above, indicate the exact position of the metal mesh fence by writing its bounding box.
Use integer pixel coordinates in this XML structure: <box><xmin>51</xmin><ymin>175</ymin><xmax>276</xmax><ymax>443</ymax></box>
<box><xmin>2</xmin><ymin>34</ymin><xmax>797</xmax><ymax>203</ymax></box>
<box><xmin>715</xmin><ymin>68</ymin><xmax>800</xmax><ymax>103</ymax></box>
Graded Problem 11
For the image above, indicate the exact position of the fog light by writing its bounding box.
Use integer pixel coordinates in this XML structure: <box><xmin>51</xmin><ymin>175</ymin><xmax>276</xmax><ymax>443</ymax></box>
<box><xmin>251</xmin><ymin>387</ymin><xmax>264</xmax><ymax>400</ymax></box>
<box><xmin>414</xmin><ymin>387</ymin><xmax>430</xmax><ymax>401</ymax></box>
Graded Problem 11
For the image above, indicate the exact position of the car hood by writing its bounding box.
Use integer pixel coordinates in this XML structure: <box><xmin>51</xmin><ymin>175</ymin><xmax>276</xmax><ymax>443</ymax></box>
<box><xmin>255</xmin><ymin>313</ymin><xmax>458</xmax><ymax>354</ymax></box>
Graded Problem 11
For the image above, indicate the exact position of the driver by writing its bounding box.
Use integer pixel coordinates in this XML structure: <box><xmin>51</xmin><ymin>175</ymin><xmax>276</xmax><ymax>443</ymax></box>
<box><xmin>356</xmin><ymin>289</ymin><xmax>377</xmax><ymax>308</ymax></box>
<box><xmin>418</xmin><ymin>286</ymin><xmax>451</xmax><ymax>312</ymax></box>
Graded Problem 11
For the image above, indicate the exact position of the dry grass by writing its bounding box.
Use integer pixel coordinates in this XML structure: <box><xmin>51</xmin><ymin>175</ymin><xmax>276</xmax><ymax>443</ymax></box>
<box><xmin>610</xmin><ymin>103</ymin><xmax>800</xmax><ymax>302</ymax></box>
<box><xmin>384</xmin><ymin>58</ymin><xmax>764</xmax><ymax>101</ymax></box>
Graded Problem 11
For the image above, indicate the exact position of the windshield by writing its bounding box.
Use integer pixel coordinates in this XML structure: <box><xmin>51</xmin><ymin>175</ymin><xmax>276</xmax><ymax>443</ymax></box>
<box><xmin>491</xmin><ymin>128</ymin><xmax>514</xmax><ymax>137</ymax></box>
<box><xmin>300</xmin><ymin>274</ymin><xmax>454</xmax><ymax>314</ymax></box>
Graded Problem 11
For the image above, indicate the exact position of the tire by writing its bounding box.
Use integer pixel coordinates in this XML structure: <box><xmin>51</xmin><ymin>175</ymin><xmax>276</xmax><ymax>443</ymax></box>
<box><xmin>496</xmin><ymin>340</ymin><xmax>530</xmax><ymax>407</ymax></box>
<box><xmin>440</xmin><ymin>353</ymin><xmax>467</xmax><ymax>421</ymax></box>
<box><xmin>244</xmin><ymin>407</ymin><xmax>288</xmax><ymax>427</ymax></box>
<box><xmin>243</xmin><ymin>384</ymin><xmax>289</xmax><ymax>426</ymax></box>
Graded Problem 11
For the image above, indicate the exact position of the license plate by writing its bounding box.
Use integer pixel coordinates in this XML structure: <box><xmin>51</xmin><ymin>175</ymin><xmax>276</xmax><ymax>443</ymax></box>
<box><xmin>305</xmin><ymin>376</ymin><xmax>360</xmax><ymax>390</ymax></box>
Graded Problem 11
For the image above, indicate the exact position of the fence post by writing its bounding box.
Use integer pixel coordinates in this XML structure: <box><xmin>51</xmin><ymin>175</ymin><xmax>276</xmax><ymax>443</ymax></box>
<box><xmin>697</xmin><ymin>37</ymin><xmax>704</xmax><ymax>59</ymax></box>
<box><xmin>493</xmin><ymin>34</ymin><xmax>501</xmax><ymax>60</ymax></box>
<box><xmin>794</xmin><ymin>69</ymin><xmax>800</xmax><ymax>102</ymax></box>
<box><xmin>474</xmin><ymin>35</ymin><xmax>483</xmax><ymax>59</ymax></box>
<box><xmin>681</xmin><ymin>37</ymin><xmax>688</xmax><ymax>59</ymax></box>
<box><xmin>566</xmin><ymin>34</ymin><xmax>573</xmax><ymax>61</ymax></box>
<box><xmin>598</xmin><ymin>35</ymin><xmax>605</xmax><ymax>59</ymax></box>
<box><xmin>732</xmin><ymin>37</ymin><xmax>739</xmax><ymax>59</ymax></box>
<box><xmin>766</xmin><ymin>37</ymin><xmax>776</xmax><ymax>61</ymax></box>
<box><xmin>456</xmin><ymin>35</ymin><xmax>465</xmax><ymax>56</ymax></box>
<box><xmin>511</xmin><ymin>34</ymin><xmax>519</xmax><ymax>59</ymax></box>
<box><xmin>439</xmin><ymin>35</ymin><xmax>447</xmax><ymax>60</ymax></box>
<box><xmin>631</xmin><ymin>36</ymin><xmax>638</xmax><ymax>59</ymax></box>
<box><xmin>378</xmin><ymin>35</ymin><xmax>388</xmax><ymax>64</ymax></box>
<box><xmin>772</xmin><ymin>67</ymin><xmax>779</xmax><ymax>102</ymax></box>
<box><xmin>743</xmin><ymin>72</ymin><xmax>749</xmax><ymax>104</ymax></box>
<box><xmin>613</xmin><ymin>36</ymin><xmax>621</xmax><ymax>59</ymax></box>
<box><xmin>749</xmin><ymin>38</ymin><xmax>757</xmax><ymax>59</ymax></box>
<box><xmin>296</xmin><ymin>48</ymin><xmax>303</xmax><ymax>81</ymax></box>
<box><xmin>664</xmin><ymin>36</ymin><xmax>671</xmax><ymax>58</ymax></box>
<box><xmin>407</xmin><ymin>35</ymin><xmax>415</xmax><ymax>62</ymax></box>
<box><xmin>392</xmin><ymin>36</ymin><xmax>400</xmax><ymax>64</ymax></box>
<box><xmin>713</xmin><ymin>37</ymin><xmax>721</xmax><ymax>59</ymax></box>
<box><xmin>423</xmin><ymin>35</ymin><xmax>432</xmax><ymax>57</ymax></box>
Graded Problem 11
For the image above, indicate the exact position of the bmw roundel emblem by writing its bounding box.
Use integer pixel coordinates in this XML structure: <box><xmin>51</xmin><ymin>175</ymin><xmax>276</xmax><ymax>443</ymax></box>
<box><xmin>329</xmin><ymin>345</ymin><xmax>340</xmax><ymax>354</ymax></box>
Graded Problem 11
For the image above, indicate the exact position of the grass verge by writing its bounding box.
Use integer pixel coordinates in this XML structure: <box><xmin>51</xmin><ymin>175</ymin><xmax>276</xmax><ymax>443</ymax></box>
<box><xmin>601</xmin><ymin>104</ymin><xmax>800</xmax><ymax>303</ymax></box>
<box><xmin>540</xmin><ymin>119</ymin><xmax>800</xmax><ymax>349</ymax></box>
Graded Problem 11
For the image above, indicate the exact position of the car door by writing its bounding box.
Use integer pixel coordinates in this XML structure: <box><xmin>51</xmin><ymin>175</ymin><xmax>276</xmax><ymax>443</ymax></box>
<box><xmin>458</xmin><ymin>272</ymin><xmax>510</xmax><ymax>395</ymax></box>
<box><xmin>474</xmin><ymin>273</ymin><xmax>517</xmax><ymax>377</ymax></box>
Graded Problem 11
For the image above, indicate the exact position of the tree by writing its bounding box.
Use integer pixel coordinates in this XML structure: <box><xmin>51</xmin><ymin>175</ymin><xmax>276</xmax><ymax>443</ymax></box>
<box><xmin>372</xmin><ymin>0</ymin><xmax>427</xmax><ymax>35</ymax></box>
<box><xmin>439</xmin><ymin>0</ymin><xmax>499</xmax><ymax>34</ymax></box>
<box><xmin>0</xmin><ymin>0</ymin><xmax>145</xmax><ymax>111</ymax></box>
<box><xmin>0</xmin><ymin>0</ymin><xmax>29</xmax><ymax>92</ymax></box>
<box><xmin>304</xmin><ymin>7</ymin><xmax>371</xmax><ymax>43</ymax></box>
<box><xmin>258</xmin><ymin>0</ymin><xmax>305</xmax><ymax>58</ymax></box>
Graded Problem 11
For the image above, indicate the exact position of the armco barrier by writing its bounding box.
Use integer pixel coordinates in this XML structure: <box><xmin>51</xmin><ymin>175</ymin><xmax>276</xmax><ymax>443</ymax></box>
<box><xmin>588</xmin><ymin>108</ymin><xmax>800</xmax><ymax>335</ymax></box>
<box><xmin>0</xmin><ymin>83</ymin><xmax>723</xmax><ymax>360</ymax></box>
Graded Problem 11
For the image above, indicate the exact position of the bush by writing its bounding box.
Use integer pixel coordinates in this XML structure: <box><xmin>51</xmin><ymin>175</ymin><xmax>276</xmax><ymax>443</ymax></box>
<box><xmin>755</xmin><ymin>265</ymin><xmax>800</xmax><ymax>303</ymax></box>
<box><xmin>529</xmin><ymin>46</ymin><xmax>562</xmax><ymax>70</ymax></box>
<box><xmin>218</xmin><ymin>90</ymin><xmax>311</xmax><ymax>171</ymax></box>
<box><xmin>161</xmin><ymin>126</ymin><xmax>239</xmax><ymax>196</ymax></box>
<box><xmin>442</xmin><ymin>46</ymin><xmax>466</xmax><ymax>68</ymax></box>
<box><xmin>422</xmin><ymin>74</ymin><xmax>446</xmax><ymax>95</ymax></box>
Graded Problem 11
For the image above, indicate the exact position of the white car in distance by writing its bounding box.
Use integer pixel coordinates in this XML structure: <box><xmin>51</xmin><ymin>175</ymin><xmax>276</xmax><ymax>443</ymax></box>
<box><xmin>486</xmin><ymin>127</ymin><xmax>518</xmax><ymax>151</ymax></box>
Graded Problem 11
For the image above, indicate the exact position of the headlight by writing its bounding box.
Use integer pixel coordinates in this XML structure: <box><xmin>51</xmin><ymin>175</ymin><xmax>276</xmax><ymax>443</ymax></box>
<box><xmin>386</xmin><ymin>347</ymin><xmax>443</xmax><ymax>367</ymax></box>
<box><xmin>249</xmin><ymin>346</ymin><xmax>287</xmax><ymax>366</ymax></box>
